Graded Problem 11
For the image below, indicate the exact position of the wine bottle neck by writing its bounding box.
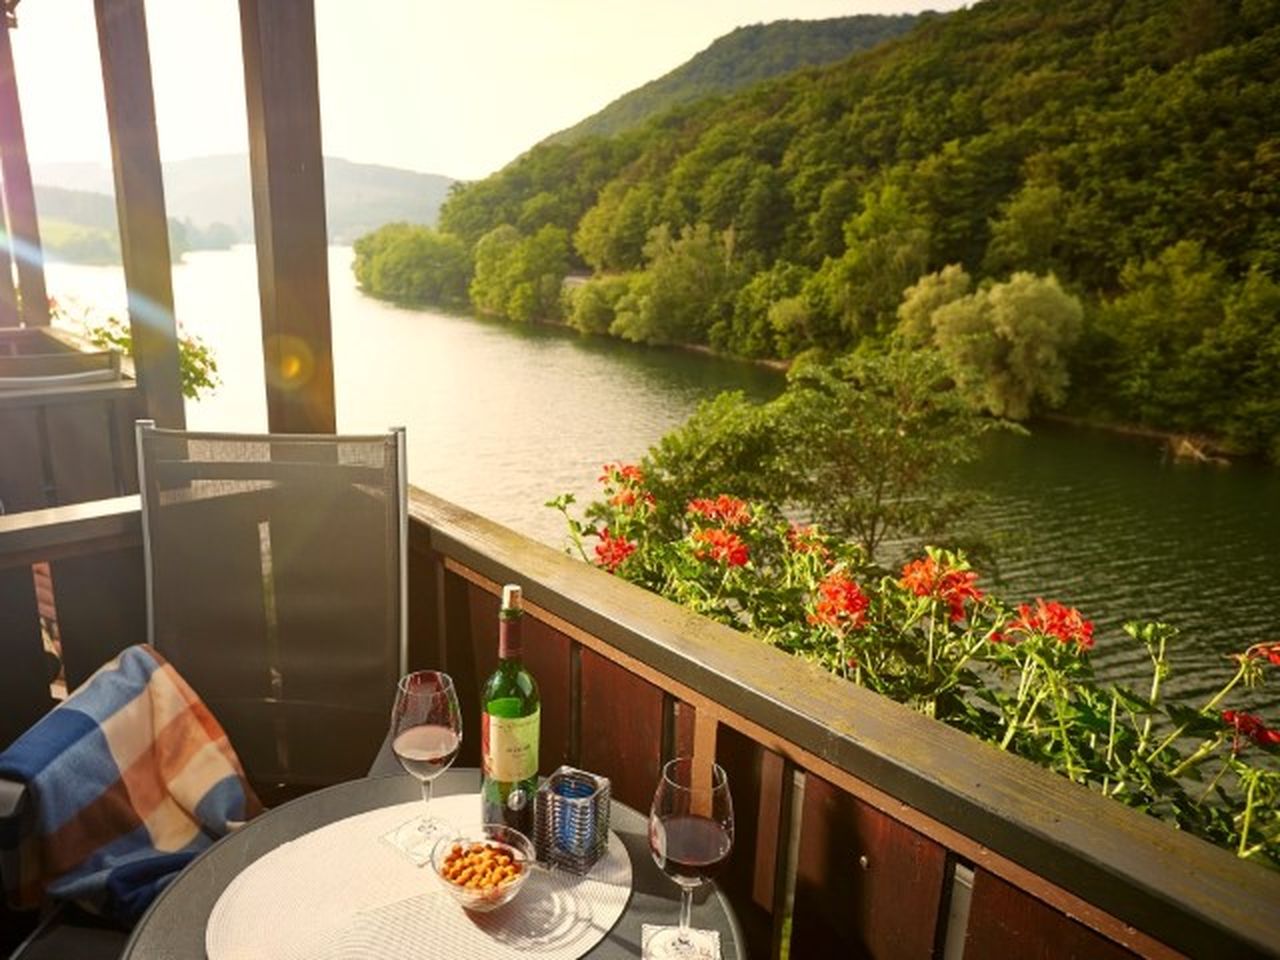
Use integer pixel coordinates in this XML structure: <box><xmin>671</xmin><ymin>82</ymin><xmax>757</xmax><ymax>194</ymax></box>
<box><xmin>498</xmin><ymin>615</ymin><xmax>522</xmax><ymax>660</ymax></box>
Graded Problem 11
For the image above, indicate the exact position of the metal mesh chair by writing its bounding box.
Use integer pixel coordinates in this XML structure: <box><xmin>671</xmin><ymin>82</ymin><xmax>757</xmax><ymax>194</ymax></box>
<box><xmin>135</xmin><ymin>421</ymin><xmax>407</xmax><ymax>798</ymax></box>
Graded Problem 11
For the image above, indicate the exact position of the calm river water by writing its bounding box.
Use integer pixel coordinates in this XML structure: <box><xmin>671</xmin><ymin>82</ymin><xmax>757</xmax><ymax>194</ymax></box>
<box><xmin>46</xmin><ymin>246</ymin><xmax>1279</xmax><ymax>709</ymax></box>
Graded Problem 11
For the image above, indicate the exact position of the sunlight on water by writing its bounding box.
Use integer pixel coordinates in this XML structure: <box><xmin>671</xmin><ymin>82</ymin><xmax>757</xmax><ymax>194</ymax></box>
<box><xmin>45</xmin><ymin>248</ymin><xmax>1278</xmax><ymax>711</ymax></box>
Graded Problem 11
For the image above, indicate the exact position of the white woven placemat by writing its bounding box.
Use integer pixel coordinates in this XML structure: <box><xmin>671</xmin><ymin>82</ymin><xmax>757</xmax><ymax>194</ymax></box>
<box><xmin>206</xmin><ymin>795</ymin><xmax>633</xmax><ymax>960</ymax></box>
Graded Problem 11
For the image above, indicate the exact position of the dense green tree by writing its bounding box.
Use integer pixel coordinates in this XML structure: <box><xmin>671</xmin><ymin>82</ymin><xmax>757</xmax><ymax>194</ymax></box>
<box><xmin>352</xmin><ymin>223</ymin><xmax>471</xmax><ymax>306</ymax></box>
<box><xmin>574</xmin><ymin>182</ymin><xmax>656</xmax><ymax>272</ymax></box>
<box><xmin>610</xmin><ymin>223</ymin><xmax>741</xmax><ymax>344</ymax></box>
<box><xmin>470</xmin><ymin>224</ymin><xmax>570</xmax><ymax>322</ymax></box>
<box><xmin>982</xmin><ymin>182</ymin><xmax>1067</xmax><ymax>277</ymax></box>
<box><xmin>643</xmin><ymin>350</ymin><xmax>999</xmax><ymax>558</ymax></box>
<box><xmin>895</xmin><ymin>263</ymin><xmax>972</xmax><ymax>346</ymax></box>
<box><xmin>712</xmin><ymin>259</ymin><xmax>809</xmax><ymax>357</ymax></box>
<box><xmin>929</xmin><ymin>272</ymin><xmax>1084</xmax><ymax>419</ymax></box>
<box><xmin>565</xmin><ymin>275</ymin><xmax>634</xmax><ymax>335</ymax></box>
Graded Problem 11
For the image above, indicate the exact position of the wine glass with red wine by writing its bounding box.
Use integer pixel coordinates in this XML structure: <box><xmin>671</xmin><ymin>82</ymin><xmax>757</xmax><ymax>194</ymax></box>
<box><xmin>648</xmin><ymin>757</ymin><xmax>734</xmax><ymax>957</ymax></box>
<box><xmin>387</xmin><ymin>670</ymin><xmax>461</xmax><ymax>864</ymax></box>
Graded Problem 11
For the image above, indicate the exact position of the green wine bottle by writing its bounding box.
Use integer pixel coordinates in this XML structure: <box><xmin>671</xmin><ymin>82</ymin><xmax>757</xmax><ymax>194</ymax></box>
<box><xmin>480</xmin><ymin>584</ymin><xmax>540</xmax><ymax>835</ymax></box>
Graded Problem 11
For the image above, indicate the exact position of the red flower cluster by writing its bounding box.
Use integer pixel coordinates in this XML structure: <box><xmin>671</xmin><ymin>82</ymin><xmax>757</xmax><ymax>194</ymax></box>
<box><xmin>1222</xmin><ymin>710</ymin><xmax>1280</xmax><ymax>750</ymax></box>
<box><xmin>599</xmin><ymin>462</ymin><xmax>644</xmax><ymax>486</ymax></box>
<box><xmin>1246</xmin><ymin>643</ymin><xmax>1280</xmax><ymax>667</ymax></box>
<box><xmin>609</xmin><ymin>488</ymin><xmax>655</xmax><ymax>510</ymax></box>
<box><xmin>808</xmin><ymin>572</ymin><xmax>870</xmax><ymax>632</ymax></box>
<box><xmin>686</xmin><ymin>495</ymin><xmax>751</xmax><ymax>528</ymax></box>
<box><xmin>594</xmin><ymin>528</ymin><xmax>636</xmax><ymax>573</ymax></box>
<box><xmin>786</xmin><ymin>523</ymin><xmax>828</xmax><ymax>556</ymax></box>
<box><xmin>1008</xmin><ymin>598</ymin><xmax>1095</xmax><ymax>650</ymax></box>
<box><xmin>899</xmin><ymin>555</ymin><xmax>984</xmax><ymax>623</ymax></box>
<box><xmin>692</xmin><ymin>528</ymin><xmax>749</xmax><ymax>567</ymax></box>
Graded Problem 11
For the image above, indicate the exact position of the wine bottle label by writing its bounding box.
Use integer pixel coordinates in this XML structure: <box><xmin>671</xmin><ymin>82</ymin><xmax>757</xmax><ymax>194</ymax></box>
<box><xmin>481</xmin><ymin>707</ymin><xmax>540</xmax><ymax>781</ymax></box>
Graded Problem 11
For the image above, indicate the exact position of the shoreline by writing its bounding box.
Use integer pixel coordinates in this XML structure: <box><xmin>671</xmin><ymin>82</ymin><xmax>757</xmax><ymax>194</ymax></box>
<box><xmin>367</xmin><ymin>287</ymin><xmax>1256</xmax><ymax>463</ymax></box>
<box><xmin>1038</xmin><ymin>413</ymin><xmax>1238</xmax><ymax>462</ymax></box>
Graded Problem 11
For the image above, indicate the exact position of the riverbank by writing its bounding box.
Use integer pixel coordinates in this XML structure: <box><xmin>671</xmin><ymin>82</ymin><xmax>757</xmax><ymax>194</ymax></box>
<box><xmin>1041</xmin><ymin>413</ymin><xmax>1241</xmax><ymax>464</ymax></box>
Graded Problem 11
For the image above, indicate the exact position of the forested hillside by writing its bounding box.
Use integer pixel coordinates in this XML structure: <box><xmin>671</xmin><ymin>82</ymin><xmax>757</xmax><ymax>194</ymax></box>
<box><xmin>543</xmin><ymin>15</ymin><xmax>920</xmax><ymax>145</ymax></box>
<box><xmin>355</xmin><ymin>0</ymin><xmax>1280</xmax><ymax>459</ymax></box>
<box><xmin>35</xmin><ymin>185</ymin><xmax>236</xmax><ymax>264</ymax></box>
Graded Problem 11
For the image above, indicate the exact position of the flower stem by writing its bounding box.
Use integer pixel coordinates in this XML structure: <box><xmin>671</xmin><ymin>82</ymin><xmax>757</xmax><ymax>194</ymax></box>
<box><xmin>1138</xmin><ymin>629</ymin><xmax>1167</xmax><ymax>753</ymax></box>
<box><xmin>1168</xmin><ymin>734</ymin><xmax>1223</xmax><ymax>780</ymax></box>
<box><xmin>1146</xmin><ymin>661</ymin><xmax>1246</xmax><ymax>764</ymax></box>
<box><xmin>1237</xmin><ymin>773</ymin><xmax>1258</xmax><ymax>858</ymax></box>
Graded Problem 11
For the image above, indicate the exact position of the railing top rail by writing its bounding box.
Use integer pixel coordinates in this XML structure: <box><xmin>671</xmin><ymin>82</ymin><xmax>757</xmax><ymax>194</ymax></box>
<box><xmin>407</xmin><ymin>487</ymin><xmax>1280</xmax><ymax>959</ymax></box>
<box><xmin>0</xmin><ymin>495</ymin><xmax>140</xmax><ymax>568</ymax></box>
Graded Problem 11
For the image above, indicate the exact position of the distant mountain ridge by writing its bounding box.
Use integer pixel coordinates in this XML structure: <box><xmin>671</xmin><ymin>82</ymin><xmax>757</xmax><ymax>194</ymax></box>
<box><xmin>32</xmin><ymin>155</ymin><xmax>455</xmax><ymax>249</ymax></box>
<box><xmin>542</xmin><ymin>14</ymin><xmax>921</xmax><ymax>146</ymax></box>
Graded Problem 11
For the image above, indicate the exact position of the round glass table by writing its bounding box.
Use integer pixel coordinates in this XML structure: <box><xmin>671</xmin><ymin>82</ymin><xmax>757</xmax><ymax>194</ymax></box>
<box><xmin>121</xmin><ymin>768</ymin><xmax>744</xmax><ymax>959</ymax></box>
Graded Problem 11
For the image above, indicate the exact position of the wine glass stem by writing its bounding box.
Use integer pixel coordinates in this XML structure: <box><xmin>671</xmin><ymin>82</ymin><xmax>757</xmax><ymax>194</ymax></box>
<box><xmin>677</xmin><ymin>884</ymin><xmax>694</xmax><ymax>944</ymax></box>
<box><xmin>421</xmin><ymin>777</ymin><xmax>433</xmax><ymax>822</ymax></box>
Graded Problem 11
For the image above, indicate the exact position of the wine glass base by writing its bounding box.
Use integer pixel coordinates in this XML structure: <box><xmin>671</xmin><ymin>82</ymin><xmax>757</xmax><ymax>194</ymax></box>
<box><xmin>381</xmin><ymin>815</ymin><xmax>450</xmax><ymax>867</ymax></box>
<box><xmin>641</xmin><ymin>924</ymin><xmax>721</xmax><ymax>959</ymax></box>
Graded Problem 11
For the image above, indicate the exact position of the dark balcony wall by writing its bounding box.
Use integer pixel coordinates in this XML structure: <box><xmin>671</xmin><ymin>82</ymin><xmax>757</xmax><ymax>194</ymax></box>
<box><xmin>0</xmin><ymin>382</ymin><xmax>141</xmax><ymax>515</ymax></box>
<box><xmin>0</xmin><ymin>497</ymin><xmax>144</xmax><ymax>748</ymax></box>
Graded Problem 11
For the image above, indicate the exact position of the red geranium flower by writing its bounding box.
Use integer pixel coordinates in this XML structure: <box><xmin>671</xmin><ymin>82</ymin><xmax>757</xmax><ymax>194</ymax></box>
<box><xmin>808</xmin><ymin>572</ymin><xmax>870</xmax><ymax>632</ymax></box>
<box><xmin>686</xmin><ymin>495</ymin><xmax>751</xmax><ymax>528</ymax></box>
<box><xmin>1008</xmin><ymin>598</ymin><xmax>1094</xmax><ymax>650</ymax></box>
<box><xmin>599</xmin><ymin>462</ymin><xmax>644</xmax><ymax>486</ymax></box>
<box><xmin>610</xmin><ymin>488</ymin><xmax>655</xmax><ymax>510</ymax></box>
<box><xmin>692</xmin><ymin>528</ymin><xmax>749</xmax><ymax>567</ymax></box>
<box><xmin>900</xmin><ymin>556</ymin><xmax>984</xmax><ymax>623</ymax></box>
<box><xmin>594</xmin><ymin>527</ymin><xmax>636</xmax><ymax>573</ymax></box>
<box><xmin>1222</xmin><ymin>710</ymin><xmax>1280</xmax><ymax>751</ymax></box>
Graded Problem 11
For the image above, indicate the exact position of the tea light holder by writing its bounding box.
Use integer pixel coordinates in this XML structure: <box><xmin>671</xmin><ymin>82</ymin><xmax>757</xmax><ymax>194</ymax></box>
<box><xmin>534</xmin><ymin>766</ymin><xmax>611</xmax><ymax>874</ymax></box>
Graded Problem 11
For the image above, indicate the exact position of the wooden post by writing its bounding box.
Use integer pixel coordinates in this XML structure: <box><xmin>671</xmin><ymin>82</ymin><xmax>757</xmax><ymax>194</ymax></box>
<box><xmin>0</xmin><ymin>18</ymin><xmax>49</xmax><ymax>327</ymax></box>
<box><xmin>0</xmin><ymin>179</ymin><xmax>19</xmax><ymax>328</ymax></box>
<box><xmin>238</xmin><ymin>0</ymin><xmax>335</xmax><ymax>434</ymax></box>
<box><xmin>95</xmin><ymin>0</ymin><xmax>185</xmax><ymax>429</ymax></box>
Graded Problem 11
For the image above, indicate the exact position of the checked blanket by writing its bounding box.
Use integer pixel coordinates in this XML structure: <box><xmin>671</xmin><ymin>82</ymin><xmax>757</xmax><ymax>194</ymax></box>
<box><xmin>0</xmin><ymin>644</ymin><xmax>260</xmax><ymax>923</ymax></box>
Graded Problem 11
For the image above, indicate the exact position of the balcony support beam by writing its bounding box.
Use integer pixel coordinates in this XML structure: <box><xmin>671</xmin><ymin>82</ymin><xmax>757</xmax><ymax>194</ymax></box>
<box><xmin>238</xmin><ymin>0</ymin><xmax>335</xmax><ymax>434</ymax></box>
<box><xmin>0</xmin><ymin>20</ymin><xmax>48</xmax><ymax>327</ymax></box>
<box><xmin>0</xmin><ymin>179</ymin><xmax>18</xmax><ymax>328</ymax></box>
<box><xmin>95</xmin><ymin>0</ymin><xmax>185</xmax><ymax>428</ymax></box>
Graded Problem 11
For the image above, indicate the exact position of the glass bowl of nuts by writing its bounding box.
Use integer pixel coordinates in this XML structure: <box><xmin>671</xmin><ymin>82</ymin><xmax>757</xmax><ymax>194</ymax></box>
<box><xmin>430</xmin><ymin>824</ymin><xmax>535</xmax><ymax>912</ymax></box>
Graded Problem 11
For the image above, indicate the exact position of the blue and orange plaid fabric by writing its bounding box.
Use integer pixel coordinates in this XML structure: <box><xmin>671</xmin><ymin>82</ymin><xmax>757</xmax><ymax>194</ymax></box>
<box><xmin>0</xmin><ymin>644</ymin><xmax>261</xmax><ymax>923</ymax></box>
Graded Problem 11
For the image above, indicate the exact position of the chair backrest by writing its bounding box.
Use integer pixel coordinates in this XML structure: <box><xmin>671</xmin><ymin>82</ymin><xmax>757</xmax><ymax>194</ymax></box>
<box><xmin>134</xmin><ymin>421</ymin><xmax>407</xmax><ymax>791</ymax></box>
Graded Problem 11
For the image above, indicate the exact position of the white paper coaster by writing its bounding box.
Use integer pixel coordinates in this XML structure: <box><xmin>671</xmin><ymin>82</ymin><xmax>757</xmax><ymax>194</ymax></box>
<box><xmin>206</xmin><ymin>795</ymin><xmax>632</xmax><ymax>960</ymax></box>
<box><xmin>641</xmin><ymin>924</ymin><xmax>721</xmax><ymax>959</ymax></box>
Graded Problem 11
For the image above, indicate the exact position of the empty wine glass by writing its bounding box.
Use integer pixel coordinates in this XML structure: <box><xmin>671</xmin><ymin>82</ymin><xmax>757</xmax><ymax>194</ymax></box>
<box><xmin>387</xmin><ymin>670</ymin><xmax>461</xmax><ymax>865</ymax></box>
<box><xmin>648</xmin><ymin>757</ymin><xmax>734</xmax><ymax>957</ymax></box>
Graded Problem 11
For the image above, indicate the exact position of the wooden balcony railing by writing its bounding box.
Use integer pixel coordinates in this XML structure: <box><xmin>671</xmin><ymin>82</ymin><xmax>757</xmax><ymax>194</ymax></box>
<box><xmin>1</xmin><ymin>490</ymin><xmax>1278</xmax><ymax>958</ymax></box>
<box><xmin>0</xmin><ymin>329</ymin><xmax>140</xmax><ymax>514</ymax></box>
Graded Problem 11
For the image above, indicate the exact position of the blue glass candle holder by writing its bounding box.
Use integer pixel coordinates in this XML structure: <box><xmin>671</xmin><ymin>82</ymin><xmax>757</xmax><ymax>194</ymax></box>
<box><xmin>534</xmin><ymin>766</ymin><xmax>611</xmax><ymax>874</ymax></box>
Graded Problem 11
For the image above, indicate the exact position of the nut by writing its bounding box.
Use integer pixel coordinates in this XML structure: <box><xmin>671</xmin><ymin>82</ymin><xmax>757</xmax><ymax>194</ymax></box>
<box><xmin>439</xmin><ymin>841</ymin><xmax>523</xmax><ymax>894</ymax></box>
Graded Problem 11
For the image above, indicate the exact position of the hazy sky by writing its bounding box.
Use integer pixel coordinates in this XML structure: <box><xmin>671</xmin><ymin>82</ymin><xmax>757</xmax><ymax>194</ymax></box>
<box><xmin>12</xmin><ymin>1</ymin><xmax>968</xmax><ymax>181</ymax></box>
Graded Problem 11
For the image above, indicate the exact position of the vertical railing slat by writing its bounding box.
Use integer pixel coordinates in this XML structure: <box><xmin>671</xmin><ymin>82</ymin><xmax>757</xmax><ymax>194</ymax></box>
<box><xmin>790</xmin><ymin>772</ymin><xmax>949</xmax><ymax>958</ymax></box>
<box><xmin>963</xmin><ymin>869</ymin><xmax>1143</xmax><ymax>960</ymax></box>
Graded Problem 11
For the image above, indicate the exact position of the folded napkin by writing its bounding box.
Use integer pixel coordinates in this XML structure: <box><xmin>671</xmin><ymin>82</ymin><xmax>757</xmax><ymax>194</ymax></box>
<box><xmin>0</xmin><ymin>644</ymin><xmax>261</xmax><ymax>923</ymax></box>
